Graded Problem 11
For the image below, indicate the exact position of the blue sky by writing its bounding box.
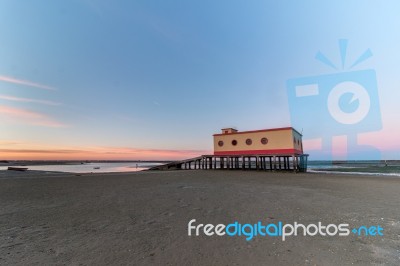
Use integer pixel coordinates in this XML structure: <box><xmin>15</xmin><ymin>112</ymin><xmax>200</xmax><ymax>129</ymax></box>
<box><xmin>0</xmin><ymin>0</ymin><xmax>399</xmax><ymax>160</ymax></box>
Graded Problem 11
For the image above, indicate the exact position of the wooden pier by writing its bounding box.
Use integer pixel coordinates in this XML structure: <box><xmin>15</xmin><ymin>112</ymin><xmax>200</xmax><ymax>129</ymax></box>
<box><xmin>149</xmin><ymin>154</ymin><xmax>308</xmax><ymax>172</ymax></box>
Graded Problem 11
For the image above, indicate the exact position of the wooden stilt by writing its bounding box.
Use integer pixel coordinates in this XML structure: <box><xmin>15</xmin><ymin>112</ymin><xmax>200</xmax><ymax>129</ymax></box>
<box><xmin>256</xmin><ymin>156</ymin><xmax>259</xmax><ymax>170</ymax></box>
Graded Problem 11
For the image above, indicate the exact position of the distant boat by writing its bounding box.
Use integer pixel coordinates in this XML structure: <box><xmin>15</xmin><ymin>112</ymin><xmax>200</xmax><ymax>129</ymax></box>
<box><xmin>93</xmin><ymin>167</ymin><xmax>100</xmax><ymax>169</ymax></box>
<box><xmin>7</xmin><ymin>167</ymin><xmax>28</xmax><ymax>171</ymax></box>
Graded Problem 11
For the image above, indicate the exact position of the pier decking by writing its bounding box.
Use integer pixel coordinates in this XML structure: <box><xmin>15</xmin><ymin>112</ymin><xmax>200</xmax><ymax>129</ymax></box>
<box><xmin>149</xmin><ymin>154</ymin><xmax>308</xmax><ymax>172</ymax></box>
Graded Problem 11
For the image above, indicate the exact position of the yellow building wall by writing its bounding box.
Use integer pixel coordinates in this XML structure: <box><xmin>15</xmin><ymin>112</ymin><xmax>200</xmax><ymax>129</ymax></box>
<box><xmin>292</xmin><ymin>130</ymin><xmax>303</xmax><ymax>152</ymax></box>
<box><xmin>213</xmin><ymin>128</ymin><xmax>302</xmax><ymax>155</ymax></box>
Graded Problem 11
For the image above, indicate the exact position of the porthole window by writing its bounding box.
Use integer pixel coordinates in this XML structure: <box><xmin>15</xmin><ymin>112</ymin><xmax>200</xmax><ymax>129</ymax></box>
<box><xmin>231</xmin><ymin>140</ymin><xmax>237</xmax><ymax>146</ymax></box>
<box><xmin>218</xmin><ymin>140</ymin><xmax>224</xmax><ymax>147</ymax></box>
<box><xmin>246</xmin><ymin>138</ymin><xmax>252</xmax><ymax>145</ymax></box>
<box><xmin>261</xmin><ymin>137</ymin><xmax>268</xmax><ymax>145</ymax></box>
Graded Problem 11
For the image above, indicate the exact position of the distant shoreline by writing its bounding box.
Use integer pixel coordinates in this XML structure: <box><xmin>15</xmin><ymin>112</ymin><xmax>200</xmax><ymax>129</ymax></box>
<box><xmin>0</xmin><ymin>160</ymin><xmax>174</xmax><ymax>166</ymax></box>
<box><xmin>1</xmin><ymin>160</ymin><xmax>399</xmax><ymax>176</ymax></box>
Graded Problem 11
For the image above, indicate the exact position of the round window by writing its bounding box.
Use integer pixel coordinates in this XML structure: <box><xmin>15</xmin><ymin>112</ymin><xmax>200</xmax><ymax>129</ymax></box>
<box><xmin>218</xmin><ymin>140</ymin><xmax>224</xmax><ymax>147</ymax></box>
<box><xmin>261</xmin><ymin>137</ymin><xmax>268</xmax><ymax>145</ymax></box>
<box><xmin>246</xmin><ymin>138</ymin><xmax>252</xmax><ymax>145</ymax></box>
<box><xmin>231</xmin><ymin>140</ymin><xmax>237</xmax><ymax>146</ymax></box>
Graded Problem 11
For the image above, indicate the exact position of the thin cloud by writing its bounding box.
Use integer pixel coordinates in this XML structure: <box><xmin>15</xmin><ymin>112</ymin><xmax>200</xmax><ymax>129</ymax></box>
<box><xmin>0</xmin><ymin>144</ymin><xmax>211</xmax><ymax>160</ymax></box>
<box><xmin>0</xmin><ymin>94</ymin><xmax>61</xmax><ymax>106</ymax></box>
<box><xmin>0</xmin><ymin>75</ymin><xmax>56</xmax><ymax>91</ymax></box>
<box><xmin>0</xmin><ymin>148</ymin><xmax>208</xmax><ymax>155</ymax></box>
<box><xmin>0</xmin><ymin>105</ymin><xmax>67</xmax><ymax>128</ymax></box>
<box><xmin>0</xmin><ymin>149</ymin><xmax>85</xmax><ymax>154</ymax></box>
<box><xmin>0</xmin><ymin>141</ymin><xmax>22</xmax><ymax>145</ymax></box>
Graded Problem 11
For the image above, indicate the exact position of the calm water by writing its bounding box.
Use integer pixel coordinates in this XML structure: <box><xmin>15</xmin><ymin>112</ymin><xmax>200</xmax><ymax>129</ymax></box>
<box><xmin>308</xmin><ymin>160</ymin><xmax>400</xmax><ymax>177</ymax></box>
<box><xmin>2</xmin><ymin>161</ymin><xmax>400</xmax><ymax>177</ymax></box>
<box><xmin>0</xmin><ymin>162</ymin><xmax>163</xmax><ymax>173</ymax></box>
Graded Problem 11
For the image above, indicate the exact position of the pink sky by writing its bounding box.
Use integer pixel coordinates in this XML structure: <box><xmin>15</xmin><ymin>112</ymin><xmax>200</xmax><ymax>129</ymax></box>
<box><xmin>0</xmin><ymin>142</ymin><xmax>210</xmax><ymax>160</ymax></box>
<box><xmin>1</xmin><ymin>75</ymin><xmax>399</xmax><ymax>160</ymax></box>
<box><xmin>0</xmin><ymin>105</ymin><xmax>66</xmax><ymax>128</ymax></box>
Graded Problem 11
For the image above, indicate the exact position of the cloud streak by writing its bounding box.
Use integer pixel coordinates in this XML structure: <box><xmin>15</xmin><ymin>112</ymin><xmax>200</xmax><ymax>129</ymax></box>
<box><xmin>0</xmin><ymin>94</ymin><xmax>61</xmax><ymax>106</ymax></box>
<box><xmin>0</xmin><ymin>105</ymin><xmax>67</xmax><ymax>127</ymax></box>
<box><xmin>0</xmin><ymin>149</ymin><xmax>85</xmax><ymax>154</ymax></box>
<box><xmin>0</xmin><ymin>75</ymin><xmax>56</xmax><ymax>91</ymax></box>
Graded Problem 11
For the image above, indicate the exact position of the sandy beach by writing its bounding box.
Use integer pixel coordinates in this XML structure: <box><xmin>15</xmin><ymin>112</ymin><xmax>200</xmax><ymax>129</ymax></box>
<box><xmin>1</xmin><ymin>170</ymin><xmax>399</xmax><ymax>265</ymax></box>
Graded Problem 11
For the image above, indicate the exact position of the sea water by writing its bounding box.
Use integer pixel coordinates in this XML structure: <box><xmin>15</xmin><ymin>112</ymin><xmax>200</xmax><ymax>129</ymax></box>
<box><xmin>0</xmin><ymin>162</ymin><xmax>163</xmax><ymax>173</ymax></box>
<box><xmin>2</xmin><ymin>161</ymin><xmax>400</xmax><ymax>176</ymax></box>
<box><xmin>308</xmin><ymin>160</ymin><xmax>400</xmax><ymax>177</ymax></box>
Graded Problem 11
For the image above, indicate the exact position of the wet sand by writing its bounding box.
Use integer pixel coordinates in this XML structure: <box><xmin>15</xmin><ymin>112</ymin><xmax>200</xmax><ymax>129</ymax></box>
<box><xmin>0</xmin><ymin>170</ymin><xmax>399</xmax><ymax>265</ymax></box>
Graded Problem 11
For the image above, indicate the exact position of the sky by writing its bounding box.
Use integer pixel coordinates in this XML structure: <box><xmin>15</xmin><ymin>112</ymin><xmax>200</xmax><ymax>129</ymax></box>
<box><xmin>0</xmin><ymin>0</ymin><xmax>400</xmax><ymax>160</ymax></box>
